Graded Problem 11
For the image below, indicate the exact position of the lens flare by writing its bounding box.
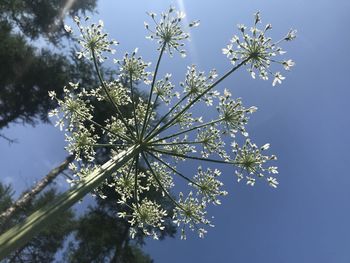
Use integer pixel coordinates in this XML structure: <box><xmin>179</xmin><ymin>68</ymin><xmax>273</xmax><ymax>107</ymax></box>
<box><xmin>176</xmin><ymin>0</ymin><xmax>199</xmax><ymax>64</ymax></box>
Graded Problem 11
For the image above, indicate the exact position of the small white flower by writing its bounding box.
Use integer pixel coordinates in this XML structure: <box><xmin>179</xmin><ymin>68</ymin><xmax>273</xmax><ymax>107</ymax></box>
<box><xmin>64</xmin><ymin>25</ymin><xmax>73</xmax><ymax>33</ymax></box>
<box><xmin>272</xmin><ymin>72</ymin><xmax>285</xmax><ymax>86</ymax></box>
<box><xmin>189</xmin><ymin>20</ymin><xmax>200</xmax><ymax>28</ymax></box>
<box><xmin>267</xmin><ymin>177</ymin><xmax>279</xmax><ymax>188</ymax></box>
<box><xmin>282</xmin><ymin>59</ymin><xmax>295</xmax><ymax>70</ymax></box>
<box><xmin>237</xmin><ymin>24</ymin><xmax>246</xmax><ymax>32</ymax></box>
<box><xmin>223</xmin><ymin>89</ymin><xmax>231</xmax><ymax>97</ymax></box>
<box><xmin>249</xmin><ymin>69</ymin><xmax>256</xmax><ymax>79</ymax></box>
<box><xmin>48</xmin><ymin>109</ymin><xmax>59</xmax><ymax>117</ymax></box>
<box><xmin>261</xmin><ymin>143</ymin><xmax>270</xmax><ymax>151</ymax></box>
<box><xmin>235</xmin><ymin>171</ymin><xmax>243</xmax><ymax>182</ymax></box>
<box><xmin>285</xmin><ymin>29</ymin><xmax>297</xmax><ymax>41</ymax></box>
<box><xmin>222</xmin><ymin>44</ymin><xmax>233</xmax><ymax>57</ymax></box>
<box><xmin>246</xmin><ymin>176</ymin><xmax>256</xmax><ymax>186</ymax></box>
<box><xmin>48</xmin><ymin>90</ymin><xmax>56</xmax><ymax>99</ymax></box>
<box><xmin>268</xmin><ymin>166</ymin><xmax>278</xmax><ymax>174</ymax></box>
<box><xmin>249</xmin><ymin>106</ymin><xmax>258</xmax><ymax>113</ymax></box>
<box><xmin>177</xmin><ymin>11</ymin><xmax>186</xmax><ymax>20</ymax></box>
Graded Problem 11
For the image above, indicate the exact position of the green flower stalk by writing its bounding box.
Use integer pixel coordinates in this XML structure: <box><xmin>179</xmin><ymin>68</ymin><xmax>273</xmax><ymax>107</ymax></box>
<box><xmin>0</xmin><ymin>7</ymin><xmax>295</xmax><ymax>258</ymax></box>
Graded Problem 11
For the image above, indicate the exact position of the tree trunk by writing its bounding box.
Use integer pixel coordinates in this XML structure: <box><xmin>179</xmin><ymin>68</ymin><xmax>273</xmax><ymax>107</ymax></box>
<box><xmin>0</xmin><ymin>155</ymin><xmax>74</xmax><ymax>226</ymax></box>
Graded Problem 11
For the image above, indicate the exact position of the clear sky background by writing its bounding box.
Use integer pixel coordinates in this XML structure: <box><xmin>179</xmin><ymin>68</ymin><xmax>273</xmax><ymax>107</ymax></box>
<box><xmin>1</xmin><ymin>0</ymin><xmax>350</xmax><ymax>262</ymax></box>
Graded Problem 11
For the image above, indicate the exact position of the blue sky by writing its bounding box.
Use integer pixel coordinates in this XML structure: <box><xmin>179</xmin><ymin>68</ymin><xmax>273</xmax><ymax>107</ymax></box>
<box><xmin>1</xmin><ymin>0</ymin><xmax>350</xmax><ymax>262</ymax></box>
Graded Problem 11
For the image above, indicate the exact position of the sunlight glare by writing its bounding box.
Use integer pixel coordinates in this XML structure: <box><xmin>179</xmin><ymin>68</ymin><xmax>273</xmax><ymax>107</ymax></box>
<box><xmin>176</xmin><ymin>0</ymin><xmax>199</xmax><ymax>64</ymax></box>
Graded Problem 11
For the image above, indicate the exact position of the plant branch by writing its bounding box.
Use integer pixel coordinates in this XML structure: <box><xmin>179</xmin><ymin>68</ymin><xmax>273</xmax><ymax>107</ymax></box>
<box><xmin>141</xmin><ymin>43</ymin><xmax>166</xmax><ymax>138</ymax></box>
<box><xmin>145</xmin><ymin>94</ymin><xmax>187</xmax><ymax>138</ymax></box>
<box><xmin>91</xmin><ymin>50</ymin><xmax>136</xmax><ymax>140</ymax></box>
<box><xmin>151</xmin><ymin>118</ymin><xmax>224</xmax><ymax>143</ymax></box>
<box><xmin>151</xmin><ymin>148</ymin><xmax>234</xmax><ymax>165</ymax></box>
<box><xmin>142</xmin><ymin>152</ymin><xmax>204</xmax><ymax>224</ymax></box>
<box><xmin>146</xmin><ymin>150</ymin><xmax>201</xmax><ymax>188</ymax></box>
<box><xmin>129</xmin><ymin>73</ymin><xmax>140</xmax><ymax>139</ymax></box>
<box><xmin>147</xmin><ymin>58</ymin><xmax>250</xmax><ymax>141</ymax></box>
<box><xmin>75</xmin><ymin>109</ymin><xmax>131</xmax><ymax>142</ymax></box>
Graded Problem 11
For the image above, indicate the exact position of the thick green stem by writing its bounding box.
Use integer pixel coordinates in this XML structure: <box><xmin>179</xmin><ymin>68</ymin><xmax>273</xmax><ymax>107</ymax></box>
<box><xmin>0</xmin><ymin>145</ymin><xmax>140</xmax><ymax>260</ymax></box>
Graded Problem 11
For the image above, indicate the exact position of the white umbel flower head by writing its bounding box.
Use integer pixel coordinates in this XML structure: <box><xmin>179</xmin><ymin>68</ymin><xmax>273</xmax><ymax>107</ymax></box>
<box><xmin>222</xmin><ymin>11</ymin><xmax>296</xmax><ymax>86</ymax></box>
<box><xmin>50</xmin><ymin>7</ymin><xmax>293</xmax><ymax>240</ymax></box>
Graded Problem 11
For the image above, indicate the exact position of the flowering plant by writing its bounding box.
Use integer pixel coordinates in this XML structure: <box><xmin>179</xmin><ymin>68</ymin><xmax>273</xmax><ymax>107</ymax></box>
<box><xmin>0</xmin><ymin>7</ymin><xmax>295</xmax><ymax>257</ymax></box>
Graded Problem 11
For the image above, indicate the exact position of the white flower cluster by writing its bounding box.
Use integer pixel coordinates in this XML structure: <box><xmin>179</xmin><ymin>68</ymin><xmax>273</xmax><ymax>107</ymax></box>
<box><xmin>222</xmin><ymin>12</ymin><xmax>296</xmax><ymax>86</ymax></box>
<box><xmin>51</xmin><ymin>9</ymin><xmax>294</xmax><ymax>240</ymax></box>
<box><xmin>154</xmin><ymin>73</ymin><xmax>176</xmax><ymax>105</ymax></box>
<box><xmin>114</xmin><ymin>48</ymin><xmax>151</xmax><ymax>84</ymax></box>
<box><xmin>144</xmin><ymin>6</ymin><xmax>199</xmax><ymax>56</ymax></box>
<box><xmin>217</xmin><ymin>89</ymin><xmax>257</xmax><ymax>137</ymax></box>
<box><xmin>67</xmin><ymin>16</ymin><xmax>119</xmax><ymax>62</ymax></box>
<box><xmin>232</xmin><ymin>139</ymin><xmax>278</xmax><ymax>187</ymax></box>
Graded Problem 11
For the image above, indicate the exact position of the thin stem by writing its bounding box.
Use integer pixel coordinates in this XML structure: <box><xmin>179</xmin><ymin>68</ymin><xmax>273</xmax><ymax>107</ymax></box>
<box><xmin>74</xmin><ymin>109</ymin><xmax>131</xmax><ymax>142</ymax></box>
<box><xmin>91</xmin><ymin>50</ymin><xmax>136</xmax><ymax>140</ymax></box>
<box><xmin>151</xmin><ymin>141</ymin><xmax>206</xmax><ymax>146</ymax></box>
<box><xmin>92</xmin><ymin>143</ymin><xmax>126</xmax><ymax>148</ymax></box>
<box><xmin>147</xmin><ymin>58</ymin><xmax>250</xmax><ymax>141</ymax></box>
<box><xmin>61</xmin><ymin>171</ymin><xmax>74</xmax><ymax>181</ymax></box>
<box><xmin>146</xmin><ymin>150</ymin><xmax>201</xmax><ymax>188</ymax></box>
<box><xmin>123</xmin><ymin>156</ymin><xmax>136</xmax><ymax>183</ymax></box>
<box><xmin>145</xmin><ymin>94</ymin><xmax>187</xmax><ymax>139</ymax></box>
<box><xmin>129</xmin><ymin>73</ymin><xmax>140</xmax><ymax>139</ymax></box>
<box><xmin>145</xmin><ymin>93</ymin><xmax>159</xmax><ymax>131</ymax></box>
<box><xmin>148</xmin><ymin>151</ymin><xmax>221</xmax><ymax>200</ymax></box>
<box><xmin>142</xmin><ymin>152</ymin><xmax>204</xmax><ymax>224</ymax></box>
<box><xmin>151</xmin><ymin>118</ymin><xmax>224</xmax><ymax>144</ymax></box>
<box><xmin>141</xmin><ymin>43</ymin><xmax>166</xmax><ymax>138</ymax></box>
<box><xmin>145</xmin><ymin>70</ymin><xmax>168</xmax><ymax>135</ymax></box>
<box><xmin>142</xmin><ymin>153</ymin><xmax>186</xmax><ymax>210</ymax></box>
<box><xmin>152</xmin><ymin>148</ymin><xmax>234</xmax><ymax>165</ymax></box>
<box><xmin>133</xmin><ymin>154</ymin><xmax>140</xmax><ymax>209</ymax></box>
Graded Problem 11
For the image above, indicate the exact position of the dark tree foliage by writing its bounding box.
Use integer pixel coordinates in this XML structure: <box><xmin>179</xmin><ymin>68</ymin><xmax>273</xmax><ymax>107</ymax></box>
<box><xmin>0</xmin><ymin>184</ymin><xmax>13</xmax><ymax>222</ymax></box>
<box><xmin>0</xmin><ymin>0</ymin><xmax>96</xmax><ymax>45</ymax></box>
<box><xmin>0</xmin><ymin>21</ymin><xmax>71</xmax><ymax>129</ymax></box>
<box><xmin>64</xmin><ymin>183</ymin><xmax>176</xmax><ymax>263</ymax></box>
<box><xmin>63</xmin><ymin>207</ymin><xmax>154</xmax><ymax>263</ymax></box>
<box><xmin>0</xmin><ymin>183</ymin><xmax>75</xmax><ymax>263</ymax></box>
<box><xmin>0</xmin><ymin>0</ymin><xmax>96</xmax><ymax>130</ymax></box>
